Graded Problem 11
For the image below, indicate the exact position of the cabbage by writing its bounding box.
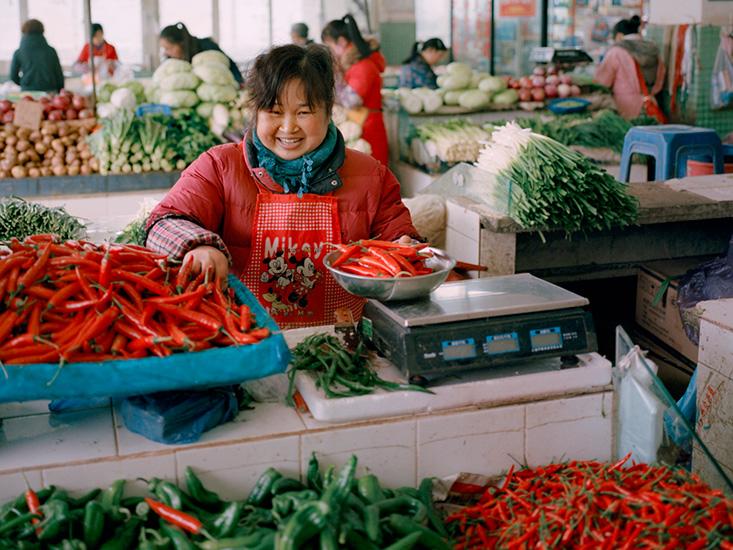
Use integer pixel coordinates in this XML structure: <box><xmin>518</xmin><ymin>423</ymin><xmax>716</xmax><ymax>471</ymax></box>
<box><xmin>338</xmin><ymin>120</ymin><xmax>362</xmax><ymax>141</ymax></box>
<box><xmin>96</xmin><ymin>102</ymin><xmax>117</xmax><ymax>118</ymax></box>
<box><xmin>458</xmin><ymin>90</ymin><xmax>490</xmax><ymax>110</ymax></box>
<box><xmin>400</xmin><ymin>92</ymin><xmax>423</xmax><ymax>114</ymax></box>
<box><xmin>446</xmin><ymin>62</ymin><xmax>472</xmax><ymax>79</ymax></box>
<box><xmin>478</xmin><ymin>76</ymin><xmax>507</xmax><ymax>94</ymax></box>
<box><xmin>196</xmin><ymin>83</ymin><xmax>237</xmax><ymax>103</ymax></box>
<box><xmin>443</xmin><ymin>90</ymin><xmax>463</xmax><ymax>105</ymax></box>
<box><xmin>193</xmin><ymin>64</ymin><xmax>236</xmax><ymax>86</ymax></box>
<box><xmin>120</xmin><ymin>81</ymin><xmax>146</xmax><ymax>104</ymax></box>
<box><xmin>158</xmin><ymin>72</ymin><xmax>201</xmax><ymax>91</ymax></box>
<box><xmin>191</xmin><ymin>50</ymin><xmax>230</xmax><ymax>70</ymax></box>
<box><xmin>110</xmin><ymin>88</ymin><xmax>136</xmax><ymax>110</ymax></box>
<box><xmin>471</xmin><ymin>71</ymin><xmax>490</xmax><ymax>88</ymax></box>
<box><xmin>153</xmin><ymin>59</ymin><xmax>192</xmax><ymax>84</ymax></box>
<box><xmin>437</xmin><ymin>72</ymin><xmax>471</xmax><ymax>90</ymax></box>
<box><xmin>420</xmin><ymin>91</ymin><xmax>443</xmax><ymax>113</ymax></box>
<box><xmin>492</xmin><ymin>89</ymin><xmax>519</xmax><ymax>106</ymax></box>
<box><xmin>98</xmin><ymin>82</ymin><xmax>117</xmax><ymax>103</ymax></box>
<box><xmin>196</xmin><ymin>102</ymin><xmax>216</xmax><ymax>118</ymax></box>
<box><xmin>159</xmin><ymin>90</ymin><xmax>200</xmax><ymax>108</ymax></box>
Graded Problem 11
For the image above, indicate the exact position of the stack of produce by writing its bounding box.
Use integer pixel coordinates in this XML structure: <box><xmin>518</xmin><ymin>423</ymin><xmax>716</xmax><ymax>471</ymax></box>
<box><xmin>151</xmin><ymin>59</ymin><xmax>201</xmax><ymax>109</ymax></box>
<box><xmin>332</xmin><ymin>105</ymin><xmax>372</xmax><ymax>154</ymax></box>
<box><xmin>507</xmin><ymin>65</ymin><xmax>581</xmax><ymax>103</ymax></box>
<box><xmin>0</xmin><ymin>235</ymin><xmax>270</xmax><ymax>365</ymax></box>
<box><xmin>447</xmin><ymin>455</ymin><xmax>733</xmax><ymax>548</ymax></box>
<box><xmin>154</xmin><ymin>109</ymin><xmax>221</xmax><ymax>166</ymax></box>
<box><xmin>86</xmin><ymin>109</ymin><xmax>182</xmax><ymax>174</ymax></box>
<box><xmin>329</xmin><ymin>239</ymin><xmax>434</xmax><ymax>278</ymax></box>
<box><xmin>0</xmin><ymin>456</ymin><xmax>450</xmax><ymax>549</ymax></box>
<box><xmin>0</xmin><ymin>197</ymin><xmax>85</xmax><ymax>241</ymax></box>
<box><xmin>0</xmin><ymin>91</ymin><xmax>93</xmax><ymax>123</ymax></box>
<box><xmin>0</xmin><ymin>120</ymin><xmax>98</xmax><ymax>179</ymax></box>
<box><xmin>287</xmin><ymin>332</ymin><xmax>432</xmax><ymax>402</ymax></box>
<box><xmin>96</xmin><ymin>81</ymin><xmax>146</xmax><ymax>118</ymax></box>
<box><xmin>476</xmin><ymin>122</ymin><xmax>638</xmax><ymax>237</ymax></box>
<box><xmin>412</xmin><ymin>119</ymin><xmax>490</xmax><ymax>165</ymax></box>
<box><xmin>192</xmin><ymin>50</ymin><xmax>238</xmax><ymax>135</ymax></box>
<box><xmin>396</xmin><ymin>62</ymin><xmax>519</xmax><ymax>114</ymax></box>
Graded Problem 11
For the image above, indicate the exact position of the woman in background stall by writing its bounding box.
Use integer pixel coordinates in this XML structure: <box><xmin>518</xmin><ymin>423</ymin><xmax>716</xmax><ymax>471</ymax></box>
<box><xmin>594</xmin><ymin>15</ymin><xmax>666</xmax><ymax>121</ymax></box>
<box><xmin>74</xmin><ymin>23</ymin><xmax>119</xmax><ymax>76</ymax></box>
<box><xmin>399</xmin><ymin>38</ymin><xmax>448</xmax><ymax>89</ymax></box>
<box><xmin>159</xmin><ymin>23</ymin><xmax>243</xmax><ymax>84</ymax></box>
<box><xmin>321</xmin><ymin>15</ymin><xmax>388</xmax><ymax>165</ymax></box>
<box><xmin>9</xmin><ymin>19</ymin><xmax>64</xmax><ymax>93</ymax></box>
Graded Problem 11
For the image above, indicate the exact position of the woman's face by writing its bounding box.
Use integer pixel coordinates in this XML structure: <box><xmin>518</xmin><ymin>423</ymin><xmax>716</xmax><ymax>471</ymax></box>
<box><xmin>160</xmin><ymin>38</ymin><xmax>184</xmax><ymax>59</ymax></box>
<box><xmin>323</xmin><ymin>36</ymin><xmax>350</xmax><ymax>59</ymax></box>
<box><xmin>92</xmin><ymin>31</ymin><xmax>104</xmax><ymax>47</ymax></box>
<box><xmin>422</xmin><ymin>48</ymin><xmax>446</xmax><ymax>66</ymax></box>
<box><xmin>256</xmin><ymin>79</ymin><xmax>330</xmax><ymax>161</ymax></box>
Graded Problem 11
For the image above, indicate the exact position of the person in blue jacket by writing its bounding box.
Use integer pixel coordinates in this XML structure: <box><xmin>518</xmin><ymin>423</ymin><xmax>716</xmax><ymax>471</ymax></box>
<box><xmin>399</xmin><ymin>38</ymin><xmax>448</xmax><ymax>89</ymax></box>
<box><xmin>10</xmin><ymin>19</ymin><xmax>64</xmax><ymax>92</ymax></box>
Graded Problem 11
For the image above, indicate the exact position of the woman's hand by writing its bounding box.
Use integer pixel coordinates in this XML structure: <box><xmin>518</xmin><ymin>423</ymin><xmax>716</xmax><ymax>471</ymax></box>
<box><xmin>397</xmin><ymin>235</ymin><xmax>416</xmax><ymax>244</ymax></box>
<box><xmin>182</xmin><ymin>246</ymin><xmax>229</xmax><ymax>284</ymax></box>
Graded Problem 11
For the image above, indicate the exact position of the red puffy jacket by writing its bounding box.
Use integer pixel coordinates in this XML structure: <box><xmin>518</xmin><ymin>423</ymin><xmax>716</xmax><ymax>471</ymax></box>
<box><xmin>345</xmin><ymin>51</ymin><xmax>388</xmax><ymax>165</ymax></box>
<box><xmin>147</xmin><ymin>139</ymin><xmax>417</xmax><ymax>276</ymax></box>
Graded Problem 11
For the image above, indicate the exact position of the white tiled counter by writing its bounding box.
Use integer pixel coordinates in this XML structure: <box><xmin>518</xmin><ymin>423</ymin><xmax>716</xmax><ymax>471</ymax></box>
<box><xmin>0</xmin><ymin>379</ymin><xmax>613</xmax><ymax>502</ymax></box>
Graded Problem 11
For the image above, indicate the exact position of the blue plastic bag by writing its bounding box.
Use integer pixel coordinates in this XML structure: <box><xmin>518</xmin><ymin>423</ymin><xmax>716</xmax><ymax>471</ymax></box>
<box><xmin>663</xmin><ymin>368</ymin><xmax>697</xmax><ymax>452</ymax></box>
<box><xmin>119</xmin><ymin>387</ymin><xmax>239</xmax><ymax>445</ymax></box>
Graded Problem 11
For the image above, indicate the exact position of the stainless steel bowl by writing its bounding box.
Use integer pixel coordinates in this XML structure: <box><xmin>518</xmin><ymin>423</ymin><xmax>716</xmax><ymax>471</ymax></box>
<box><xmin>324</xmin><ymin>247</ymin><xmax>456</xmax><ymax>301</ymax></box>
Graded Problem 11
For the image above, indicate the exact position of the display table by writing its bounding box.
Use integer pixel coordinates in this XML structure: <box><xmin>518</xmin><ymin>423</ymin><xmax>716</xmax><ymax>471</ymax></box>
<box><xmin>0</xmin><ymin>171</ymin><xmax>180</xmax><ymax>198</ymax></box>
<box><xmin>0</xmin><ymin>328</ymin><xmax>614</xmax><ymax>502</ymax></box>
<box><xmin>445</xmin><ymin>174</ymin><xmax>733</xmax><ymax>282</ymax></box>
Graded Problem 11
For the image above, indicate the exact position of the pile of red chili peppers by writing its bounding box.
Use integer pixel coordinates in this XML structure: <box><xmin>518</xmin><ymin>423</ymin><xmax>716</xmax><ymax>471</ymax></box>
<box><xmin>0</xmin><ymin>234</ymin><xmax>269</xmax><ymax>364</ymax></box>
<box><xmin>447</xmin><ymin>455</ymin><xmax>733</xmax><ymax>550</ymax></box>
<box><xmin>331</xmin><ymin>240</ymin><xmax>434</xmax><ymax>278</ymax></box>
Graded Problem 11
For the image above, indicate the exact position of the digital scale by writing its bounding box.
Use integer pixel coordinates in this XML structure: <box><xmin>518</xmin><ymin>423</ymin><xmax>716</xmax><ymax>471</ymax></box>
<box><xmin>361</xmin><ymin>274</ymin><xmax>597</xmax><ymax>382</ymax></box>
<box><xmin>530</xmin><ymin>47</ymin><xmax>593</xmax><ymax>67</ymax></box>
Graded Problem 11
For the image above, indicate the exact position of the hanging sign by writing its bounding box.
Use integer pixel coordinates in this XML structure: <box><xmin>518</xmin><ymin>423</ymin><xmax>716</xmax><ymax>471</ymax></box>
<box><xmin>499</xmin><ymin>0</ymin><xmax>536</xmax><ymax>17</ymax></box>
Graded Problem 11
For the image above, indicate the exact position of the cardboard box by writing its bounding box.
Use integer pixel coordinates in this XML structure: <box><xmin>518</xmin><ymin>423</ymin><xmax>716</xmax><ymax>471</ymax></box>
<box><xmin>635</xmin><ymin>258</ymin><xmax>710</xmax><ymax>363</ymax></box>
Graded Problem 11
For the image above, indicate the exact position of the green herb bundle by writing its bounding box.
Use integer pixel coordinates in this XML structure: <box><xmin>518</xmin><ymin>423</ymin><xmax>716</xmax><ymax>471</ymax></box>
<box><xmin>286</xmin><ymin>333</ymin><xmax>432</xmax><ymax>404</ymax></box>
<box><xmin>0</xmin><ymin>197</ymin><xmax>85</xmax><ymax>242</ymax></box>
<box><xmin>476</xmin><ymin>123</ymin><xmax>638</xmax><ymax>239</ymax></box>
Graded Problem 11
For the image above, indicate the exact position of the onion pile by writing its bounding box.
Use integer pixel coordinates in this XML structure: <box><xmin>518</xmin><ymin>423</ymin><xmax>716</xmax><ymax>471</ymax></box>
<box><xmin>0</xmin><ymin>120</ymin><xmax>99</xmax><ymax>179</ymax></box>
<box><xmin>507</xmin><ymin>66</ymin><xmax>581</xmax><ymax>103</ymax></box>
<box><xmin>0</xmin><ymin>91</ymin><xmax>94</xmax><ymax>124</ymax></box>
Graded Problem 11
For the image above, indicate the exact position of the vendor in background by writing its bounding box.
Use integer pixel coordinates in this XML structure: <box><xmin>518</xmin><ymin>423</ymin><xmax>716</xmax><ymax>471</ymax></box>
<box><xmin>399</xmin><ymin>38</ymin><xmax>448</xmax><ymax>89</ymax></box>
<box><xmin>159</xmin><ymin>23</ymin><xmax>243</xmax><ymax>84</ymax></box>
<box><xmin>322</xmin><ymin>15</ymin><xmax>389</xmax><ymax>165</ymax></box>
<box><xmin>74</xmin><ymin>23</ymin><xmax>119</xmax><ymax>76</ymax></box>
<box><xmin>9</xmin><ymin>19</ymin><xmax>64</xmax><ymax>93</ymax></box>
<box><xmin>145</xmin><ymin>44</ymin><xmax>417</xmax><ymax>328</ymax></box>
<box><xmin>291</xmin><ymin>23</ymin><xmax>314</xmax><ymax>46</ymax></box>
<box><xmin>594</xmin><ymin>15</ymin><xmax>666</xmax><ymax>121</ymax></box>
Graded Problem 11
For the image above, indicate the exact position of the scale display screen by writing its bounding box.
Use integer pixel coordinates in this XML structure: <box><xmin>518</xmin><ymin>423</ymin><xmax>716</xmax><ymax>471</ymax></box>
<box><xmin>530</xmin><ymin>327</ymin><xmax>563</xmax><ymax>352</ymax></box>
<box><xmin>485</xmin><ymin>333</ymin><xmax>520</xmax><ymax>355</ymax></box>
<box><xmin>441</xmin><ymin>338</ymin><xmax>477</xmax><ymax>361</ymax></box>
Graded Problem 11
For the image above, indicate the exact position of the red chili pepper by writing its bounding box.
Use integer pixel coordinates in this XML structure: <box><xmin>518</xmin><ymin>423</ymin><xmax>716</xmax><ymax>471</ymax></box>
<box><xmin>176</xmin><ymin>257</ymin><xmax>193</xmax><ymax>290</ymax></box>
<box><xmin>386</xmin><ymin>249</ymin><xmax>418</xmax><ymax>275</ymax></box>
<box><xmin>18</xmin><ymin>245</ymin><xmax>52</xmax><ymax>289</ymax></box>
<box><xmin>239</xmin><ymin>305</ymin><xmax>251</xmax><ymax>332</ymax></box>
<box><xmin>24</xmin><ymin>487</ymin><xmax>43</xmax><ymax>535</ymax></box>
<box><xmin>331</xmin><ymin>244</ymin><xmax>362</xmax><ymax>268</ymax></box>
<box><xmin>111</xmin><ymin>334</ymin><xmax>128</xmax><ymax>355</ymax></box>
<box><xmin>145</xmin><ymin>498</ymin><xmax>203</xmax><ymax>534</ymax></box>
<box><xmin>147</xmin><ymin>285</ymin><xmax>207</xmax><ymax>305</ymax></box>
<box><xmin>7</xmin><ymin>266</ymin><xmax>21</xmax><ymax>296</ymax></box>
<box><xmin>365</xmin><ymin>248</ymin><xmax>402</xmax><ymax>276</ymax></box>
<box><xmin>154</xmin><ymin>303</ymin><xmax>221</xmax><ymax>332</ymax></box>
<box><xmin>338</xmin><ymin>264</ymin><xmax>388</xmax><ymax>278</ymax></box>
<box><xmin>47</xmin><ymin>282</ymin><xmax>82</xmax><ymax>309</ymax></box>
<box><xmin>0</xmin><ymin>311</ymin><xmax>19</xmax><ymax>342</ymax></box>
<box><xmin>112</xmin><ymin>270</ymin><xmax>172</xmax><ymax>296</ymax></box>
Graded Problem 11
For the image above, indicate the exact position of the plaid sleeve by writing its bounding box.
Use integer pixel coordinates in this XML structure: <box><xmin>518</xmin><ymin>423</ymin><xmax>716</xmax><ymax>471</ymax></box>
<box><xmin>146</xmin><ymin>217</ymin><xmax>232</xmax><ymax>263</ymax></box>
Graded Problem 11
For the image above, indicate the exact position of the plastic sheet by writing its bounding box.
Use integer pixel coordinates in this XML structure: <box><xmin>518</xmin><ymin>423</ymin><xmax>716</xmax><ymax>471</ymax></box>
<box><xmin>0</xmin><ymin>276</ymin><xmax>291</xmax><ymax>403</ymax></box>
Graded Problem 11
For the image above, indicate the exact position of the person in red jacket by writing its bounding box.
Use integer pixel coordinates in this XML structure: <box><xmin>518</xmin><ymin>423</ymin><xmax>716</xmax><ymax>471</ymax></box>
<box><xmin>322</xmin><ymin>15</ymin><xmax>389</xmax><ymax>165</ymax></box>
<box><xmin>146</xmin><ymin>44</ymin><xmax>417</xmax><ymax>328</ymax></box>
<box><xmin>74</xmin><ymin>23</ymin><xmax>119</xmax><ymax>75</ymax></box>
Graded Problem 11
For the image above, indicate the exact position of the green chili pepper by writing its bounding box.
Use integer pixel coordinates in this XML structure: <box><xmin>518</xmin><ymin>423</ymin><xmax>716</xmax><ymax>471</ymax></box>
<box><xmin>37</xmin><ymin>500</ymin><xmax>70</xmax><ymax>542</ymax></box>
<box><xmin>48</xmin><ymin>540</ymin><xmax>87</xmax><ymax>550</ymax></box>
<box><xmin>0</xmin><ymin>512</ymin><xmax>39</xmax><ymax>536</ymax></box>
<box><xmin>120</xmin><ymin>497</ymin><xmax>144</xmax><ymax>509</ymax></box>
<box><xmin>134</xmin><ymin>500</ymin><xmax>150</xmax><ymax>519</ymax></box>
<box><xmin>148</xmin><ymin>479</ymin><xmax>182</xmax><ymax>510</ymax></box>
<box><xmin>306</xmin><ymin>453</ymin><xmax>323</xmax><ymax>492</ymax></box>
<box><xmin>159</xmin><ymin>523</ymin><xmax>195</xmax><ymax>550</ymax></box>
<box><xmin>99</xmin><ymin>518</ymin><xmax>142</xmax><ymax>550</ymax></box>
<box><xmin>270</xmin><ymin>477</ymin><xmax>305</xmax><ymax>496</ymax></box>
<box><xmin>66</xmin><ymin>489</ymin><xmax>102</xmax><ymax>509</ymax></box>
<box><xmin>323</xmin><ymin>466</ymin><xmax>335</xmax><ymax>489</ymax></box>
<box><xmin>210</xmin><ymin>501</ymin><xmax>243</xmax><ymax>539</ymax></box>
<box><xmin>387</xmin><ymin>514</ymin><xmax>451</xmax><ymax>550</ymax></box>
<box><xmin>198</xmin><ymin>529</ymin><xmax>274</xmax><ymax>550</ymax></box>
<box><xmin>184</xmin><ymin>467</ymin><xmax>221</xmax><ymax>509</ymax></box>
<box><xmin>276</xmin><ymin>501</ymin><xmax>330</xmax><ymax>550</ymax></box>
<box><xmin>246</xmin><ymin>469</ymin><xmax>282</xmax><ymax>507</ymax></box>
<box><xmin>374</xmin><ymin>497</ymin><xmax>427</xmax><ymax>523</ymax></box>
<box><xmin>357</xmin><ymin>475</ymin><xmax>385</xmax><ymax>504</ymax></box>
<box><xmin>319</xmin><ymin>526</ymin><xmax>338</xmax><ymax>550</ymax></box>
<box><xmin>250</xmin><ymin>529</ymin><xmax>276</xmax><ymax>550</ymax></box>
<box><xmin>321</xmin><ymin>456</ymin><xmax>357</xmax><ymax>510</ymax></box>
<box><xmin>393</xmin><ymin>487</ymin><xmax>420</xmax><ymax>499</ymax></box>
<box><xmin>271</xmin><ymin>490</ymin><xmax>319</xmax><ymax>521</ymax></box>
<box><xmin>344</xmin><ymin>530</ymin><xmax>379</xmax><ymax>550</ymax></box>
<box><xmin>383</xmin><ymin>531</ymin><xmax>422</xmax><ymax>550</ymax></box>
<box><xmin>417</xmin><ymin>477</ymin><xmax>448</xmax><ymax>537</ymax></box>
<box><xmin>100</xmin><ymin>480</ymin><xmax>126</xmax><ymax>522</ymax></box>
<box><xmin>363</xmin><ymin>504</ymin><xmax>381</xmax><ymax>543</ymax></box>
<box><xmin>138</xmin><ymin>528</ymin><xmax>170</xmax><ymax>550</ymax></box>
<box><xmin>83</xmin><ymin>501</ymin><xmax>105</xmax><ymax>548</ymax></box>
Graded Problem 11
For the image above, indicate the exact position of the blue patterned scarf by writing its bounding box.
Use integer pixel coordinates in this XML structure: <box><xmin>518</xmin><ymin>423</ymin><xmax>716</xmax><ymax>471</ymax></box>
<box><xmin>252</xmin><ymin>122</ymin><xmax>338</xmax><ymax>197</ymax></box>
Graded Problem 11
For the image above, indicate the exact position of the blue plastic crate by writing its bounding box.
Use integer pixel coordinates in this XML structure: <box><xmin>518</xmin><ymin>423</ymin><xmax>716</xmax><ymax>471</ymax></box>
<box><xmin>0</xmin><ymin>276</ymin><xmax>290</xmax><ymax>403</ymax></box>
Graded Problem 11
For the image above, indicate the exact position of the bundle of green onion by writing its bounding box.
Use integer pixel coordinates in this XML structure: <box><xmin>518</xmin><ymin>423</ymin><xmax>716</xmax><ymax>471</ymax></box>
<box><xmin>0</xmin><ymin>196</ymin><xmax>85</xmax><ymax>241</ymax></box>
<box><xmin>476</xmin><ymin>122</ymin><xmax>638</xmax><ymax>238</ymax></box>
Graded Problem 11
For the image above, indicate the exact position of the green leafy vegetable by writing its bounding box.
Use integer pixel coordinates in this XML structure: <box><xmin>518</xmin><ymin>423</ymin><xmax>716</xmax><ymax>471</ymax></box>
<box><xmin>0</xmin><ymin>196</ymin><xmax>85</xmax><ymax>242</ymax></box>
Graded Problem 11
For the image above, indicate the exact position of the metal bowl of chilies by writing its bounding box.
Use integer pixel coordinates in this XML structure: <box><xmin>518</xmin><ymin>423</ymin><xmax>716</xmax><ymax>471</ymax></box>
<box><xmin>323</xmin><ymin>247</ymin><xmax>456</xmax><ymax>302</ymax></box>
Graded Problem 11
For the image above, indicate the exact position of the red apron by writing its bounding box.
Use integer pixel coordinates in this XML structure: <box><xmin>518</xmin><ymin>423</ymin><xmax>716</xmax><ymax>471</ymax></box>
<box><xmin>242</xmin><ymin>179</ymin><xmax>365</xmax><ymax>329</ymax></box>
<box><xmin>633</xmin><ymin>58</ymin><xmax>667</xmax><ymax>124</ymax></box>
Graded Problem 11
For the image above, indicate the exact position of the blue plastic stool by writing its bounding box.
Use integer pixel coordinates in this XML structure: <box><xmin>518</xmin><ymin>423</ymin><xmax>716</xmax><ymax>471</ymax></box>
<box><xmin>619</xmin><ymin>125</ymin><xmax>724</xmax><ymax>183</ymax></box>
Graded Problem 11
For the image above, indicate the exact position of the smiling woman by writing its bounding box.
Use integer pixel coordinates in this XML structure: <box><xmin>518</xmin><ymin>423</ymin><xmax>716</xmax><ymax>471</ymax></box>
<box><xmin>145</xmin><ymin>44</ymin><xmax>419</xmax><ymax>328</ymax></box>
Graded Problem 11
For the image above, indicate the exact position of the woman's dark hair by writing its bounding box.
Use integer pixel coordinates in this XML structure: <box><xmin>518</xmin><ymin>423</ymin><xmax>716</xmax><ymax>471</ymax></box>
<box><xmin>321</xmin><ymin>14</ymin><xmax>372</xmax><ymax>60</ymax></box>
<box><xmin>628</xmin><ymin>15</ymin><xmax>641</xmax><ymax>33</ymax></box>
<box><xmin>402</xmin><ymin>38</ymin><xmax>447</xmax><ymax>64</ymax></box>
<box><xmin>247</xmin><ymin>44</ymin><xmax>335</xmax><ymax>115</ymax></box>
<box><xmin>21</xmin><ymin>19</ymin><xmax>44</xmax><ymax>35</ymax></box>
<box><xmin>91</xmin><ymin>23</ymin><xmax>103</xmax><ymax>36</ymax></box>
<box><xmin>160</xmin><ymin>22</ymin><xmax>200</xmax><ymax>60</ymax></box>
<box><xmin>613</xmin><ymin>15</ymin><xmax>641</xmax><ymax>36</ymax></box>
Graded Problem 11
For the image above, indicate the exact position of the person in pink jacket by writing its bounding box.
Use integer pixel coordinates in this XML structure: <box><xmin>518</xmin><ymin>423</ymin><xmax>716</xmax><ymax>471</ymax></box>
<box><xmin>146</xmin><ymin>44</ymin><xmax>417</xmax><ymax>328</ymax></box>
<box><xmin>594</xmin><ymin>16</ymin><xmax>666</xmax><ymax>120</ymax></box>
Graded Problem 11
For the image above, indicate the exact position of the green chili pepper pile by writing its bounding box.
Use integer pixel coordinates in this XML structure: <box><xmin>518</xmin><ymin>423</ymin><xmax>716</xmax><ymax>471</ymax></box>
<box><xmin>286</xmin><ymin>333</ymin><xmax>433</xmax><ymax>404</ymax></box>
<box><xmin>447</xmin><ymin>454</ymin><xmax>733</xmax><ymax>549</ymax></box>
<box><xmin>0</xmin><ymin>197</ymin><xmax>85</xmax><ymax>242</ymax></box>
<box><xmin>0</xmin><ymin>456</ymin><xmax>450</xmax><ymax>549</ymax></box>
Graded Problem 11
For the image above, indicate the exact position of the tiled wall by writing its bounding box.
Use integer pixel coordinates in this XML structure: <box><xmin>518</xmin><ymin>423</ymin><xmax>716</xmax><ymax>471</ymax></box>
<box><xmin>0</xmin><ymin>391</ymin><xmax>613</xmax><ymax>502</ymax></box>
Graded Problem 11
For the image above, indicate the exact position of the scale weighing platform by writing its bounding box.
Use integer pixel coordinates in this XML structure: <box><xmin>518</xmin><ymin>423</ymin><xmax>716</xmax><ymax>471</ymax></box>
<box><xmin>361</xmin><ymin>274</ymin><xmax>597</xmax><ymax>382</ymax></box>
